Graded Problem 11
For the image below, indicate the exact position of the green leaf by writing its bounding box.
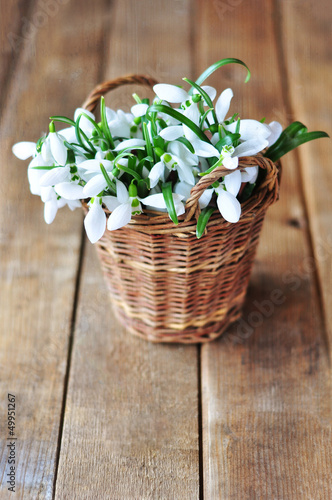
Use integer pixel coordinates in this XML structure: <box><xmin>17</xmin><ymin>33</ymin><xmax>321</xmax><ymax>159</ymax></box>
<box><xmin>31</xmin><ymin>166</ymin><xmax>56</xmax><ymax>170</ymax></box>
<box><xmin>239</xmin><ymin>182</ymin><xmax>256</xmax><ymax>202</ymax></box>
<box><xmin>142</xmin><ymin>121</ymin><xmax>153</xmax><ymax>159</ymax></box>
<box><xmin>176</xmin><ymin>136</ymin><xmax>195</xmax><ymax>154</ymax></box>
<box><xmin>79</xmin><ymin>112</ymin><xmax>103</xmax><ymax>135</ymax></box>
<box><xmin>99</xmin><ymin>164</ymin><xmax>116</xmax><ymax>194</ymax></box>
<box><xmin>196</xmin><ymin>206</ymin><xmax>216</xmax><ymax>238</ymax></box>
<box><xmin>100</xmin><ymin>96</ymin><xmax>115</xmax><ymax>149</ymax></box>
<box><xmin>137</xmin><ymin>179</ymin><xmax>150</xmax><ymax>198</ymax></box>
<box><xmin>75</xmin><ymin>115</ymin><xmax>96</xmax><ymax>153</ymax></box>
<box><xmin>198</xmin><ymin>157</ymin><xmax>223</xmax><ymax>176</ymax></box>
<box><xmin>148</xmin><ymin>104</ymin><xmax>212</xmax><ymax>144</ymax></box>
<box><xmin>116</xmin><ymin>163</ymin><xmax>142</xmax><ymax>181</ymax></box>
<box><xmin>264</xmin><ymin>121</ymin><xmax>329</xmax><ymax>162</ymax></box>
<box><xmin>49</xmin><ymin>115</ymin><xmax>76</xmax><ymax>127</ymax></box>
<box><xmin>190</xmin><ymin>58</ymin><xmax>251</xmax><ymax>94</ymax></box>
<box><xmin>162</xmin><ymin>181</ymin><xmax>178</xmax><ymax>225</ymax></box>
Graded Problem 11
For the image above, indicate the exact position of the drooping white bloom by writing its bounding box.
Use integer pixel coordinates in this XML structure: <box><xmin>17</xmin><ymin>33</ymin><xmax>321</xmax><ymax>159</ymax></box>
<box><xmin>84</xmin><ymin>197</ymin><xmax>106</xmax><ymax>243</ymax></box>
<box><xmin>106</xmin><ymin>180</ymin><xmax>142</xmax><ymax>231</ymax></box>
<box><xmin>49</xmin><ymin>131</ymin><xmax>68</xmax><ymax>165</ymax></box>
<box><xmin>215</xmin><ymin>186</ymin><xmax>241</xmax><ymax>223</ymax></box>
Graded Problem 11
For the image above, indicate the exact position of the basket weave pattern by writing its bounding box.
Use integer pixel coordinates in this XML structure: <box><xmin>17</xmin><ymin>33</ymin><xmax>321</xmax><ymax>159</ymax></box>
<box><xmin>83</xmin><ymin>75</ymin><xmax>280</xmax><ymax>343</ymax></box>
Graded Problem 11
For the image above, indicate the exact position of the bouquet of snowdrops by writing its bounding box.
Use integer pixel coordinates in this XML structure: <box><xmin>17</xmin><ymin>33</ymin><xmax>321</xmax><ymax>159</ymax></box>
<box><xmin>13</xmin><ymin>58</ymin><xmax>328</xmax><ymax>243</ymax></box>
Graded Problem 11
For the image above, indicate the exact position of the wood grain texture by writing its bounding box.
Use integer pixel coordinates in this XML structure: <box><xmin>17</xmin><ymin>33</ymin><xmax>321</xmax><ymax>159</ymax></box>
<box><xmin>54</xmin><ymin>1</ymin><xmax>200</xmax><ymax>499</ymax></box>
<box><xmin>0</xmin><ymin>0</ymin><xmax>109</xmax><ymax>498</ymax></box>
<box><xmin>197</xmin><ymin>0</ymin><xmax>332</xmax><ymax>498</ymax></box>
<box><xmin>280</xmin><ymin>0</ymin><xmax>332</xmax><ymax>353</ymax></box>
<box><xmin>0</xmin><ymin>0</ymin><xmax>32</xmax><ymax>114</ymax></box>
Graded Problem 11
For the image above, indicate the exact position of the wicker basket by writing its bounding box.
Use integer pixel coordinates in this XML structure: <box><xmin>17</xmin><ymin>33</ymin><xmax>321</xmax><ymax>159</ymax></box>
<box><xmin>82</xmin><ymin>75</ymin><xmax>281</xmax><ymax>343</ymax></box>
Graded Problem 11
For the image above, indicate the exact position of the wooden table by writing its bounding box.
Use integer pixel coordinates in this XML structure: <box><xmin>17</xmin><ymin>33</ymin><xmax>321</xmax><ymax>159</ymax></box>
<box><xmin>1</xmin><ymin>0</ymin><xmax>331</xmax><ymax>498</ymax></box>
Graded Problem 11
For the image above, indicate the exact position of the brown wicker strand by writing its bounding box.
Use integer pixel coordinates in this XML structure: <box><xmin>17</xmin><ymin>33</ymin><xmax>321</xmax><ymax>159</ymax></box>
<box><xmin>82</xmin><ymin>74</ymin><xmax>158</xmax><ymax>112</ymax></box>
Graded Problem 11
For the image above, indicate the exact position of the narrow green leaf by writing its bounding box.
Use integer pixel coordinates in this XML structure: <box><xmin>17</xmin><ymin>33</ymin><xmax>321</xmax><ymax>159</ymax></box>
<box><xmin>162</xmin><ymin>181</ymin><xmax>178</xmax><ymax>225</ymax></box>
<box><xmin>148</xmin><ymin>104</ymin><xmax>212</xmax><ymax>144</ymax></box>
<box><xmin>99</xmin><ymin>164</ymin><xmax>116</xmax><ymax>193</ymax></box>
<box><xmin>176</xmin><ymin>136</ymin><xmax>195</xmax><ymax>154</ymax></box>
<box><xmin>75</xmin><ymin>115</ymin><xmax>96</xmax><ymax>153</ymax></box>
<box><xmin>190</xmin><ymin>58</ymin><xmax>251</xmax><ymax>94</ymax></box>
<box><xmin>196</xmin><ymin>206</ymin><xmax>216</xmax><ymax>238</ymax></box>
<box><xmin>31</xmin><ymin>166</ymin><xmax>57</xmax><ymax>170</ymax></box>
<box><xmin>116</xmin><ymin>163</ymin><xmax>142</xmax><ymax>181</ymax></box>
<box><xmin>100</xmin><ymin>96</ymin><xmax>115</xmax><ymax>149</ymax></box>
<box><xmin>142</xmin><ymin>121</ymin><xmax>153</xmax><ymax>159</ymax></box>
<box><xmin>49</xmin><ymin>115</ymin><xmax>76</xmax><ymax>127</ymax></box>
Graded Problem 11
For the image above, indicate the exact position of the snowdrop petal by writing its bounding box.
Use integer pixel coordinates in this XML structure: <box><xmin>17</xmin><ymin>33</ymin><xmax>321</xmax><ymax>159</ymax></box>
<box><xmin>193</xmin><ymin>85</ymin><xmax>217</xmax><ymax>103</ymax></box>
<box><xmin>44</xmin><ymin>200</ymin><xmax>58</xmax><ymax>224</ymax></box>
<box><xmin>177</xmin><ymin>162</ymin><xmax>195</xmax><ymax>185</ymax></box>
<box><xmin>184</xmin><ymin>103</ymin><xmax>201</xmax><ymax>125</ymax></box>
<box><xmin>199</xmin><ymin>188</ymin><xmax>214</xmax><ymax>209</ymax></box>
<box><xmin>153</xmin><ymin>83</ymin><xmax>189</xmax><ymax>103</ymax></box>
<box><xmin>159</xmin><ymin>126</ymin><xmax>183</xmax><ymax>141</ymax></box>
<box><xmin>115</xmin><ymin>179</ymin><xmax>129</xmax><ymax>204</ymax></box>
<box><xmin>241</xmin><ymin>166</ymin><xmax>259</xmax><ymax>184</ymax></box>
<box><xmin>55</xmin><ymin>182</ymin><xmax>84</xmax><ymax>200</ymax></box>
<box><xmin>149</xmin><ymin>161</ymin><xmax>165</xmax><ymax>188</ymax></box>
<box><xmin>114</xmin><ymin>138</ymin><xmax>146</xmax><ymax>151</ymax></box>
<box><xmin>49</xmin><ymin>132</ymin><xmax>68</xmax><ymax>165</ymax></box>
<box><xmin>215</xmin><ymin>88</ymin><xmax>233</xmax><ymax>123</ymax></box>
<box><xmin>40</xmin><ymin>166</ymin><xmax>70</xmax><ymax>187</ymax></box>
<box><xmin>234</xmin><ymin>138</ymin><xmax>268</xmax><ymax>157</ymax></box>
<box><xmin>267</xmin><ymin>121</ymin><xmax>283</xmax><ymax>147</ymax></box>
<box><xmin>131</xmin><ymin>103</ymin><xmax>149</xmax><ymax>117</ymax></box>
<box><xmin>79</xmin><ymin>159</ymin><xmax>113</xmax><ymax>172</ymax></box>
<box><xmin>12</xmin><ymin>141</ymin><xmax>36</xmax><ymax>160</ymax></box>
<box><xmin>41</xmin><ymin>186</ymin><xmax>55</xmax><ymax>202</ymax></box>
<box><xmin>191</xmin><ymin>139</ymin><xmax>219</xmax><ymax>158</ymax></box>
<box><xmin>174</xmin><ymin>200</ymin><xmax>185</xmax><ymax>216</ymax></box>
<box><xmin>216</xmin><ymin>189</ymin><xmax>241</xmax><ymax>223</ymax></box>
<box><xmin>224</xmin><ymin>170</ymin><xmax>242</xmax><ymax>196</ymax></box>
<box><xmin>226</xmin><ymin>119</ymin><xmax>271</xmax><ymax>140</ymax></box>
<box><xmin>84</xmin><ymin>200</ymin><xmax>106</xmax><ymax>243</ymax></box>
<box><xmin>107</xmin><ymin>202</ymin><xmax>132</xmax><ymax>231</ymax></box>
<box><xmin>82</xmin><ymin>175</ymin><xmax>107</xmax><ymax>197</ymax></box>
<box><xmin>41</xmin><ymin>140</ymin><xmax>53</xmax><ymax>162</ymax></box>
<box><xmin>174</xmin><ymin>181</ymin><xmax>193</xmax><ymax>200</ymax></box>
<box><xmin>105</xmin><ymin>107</ymin><xmax>117</xmax><ymax>122</ymax></box>
<box><xmin>140</xmin><ymin>193</ymin><xmax>184</xmax><ymax>210</ymax></box>
<box><xmin>58</xmin><ymin>126</ymin><xmax>76</xmax><ymax>143</ymax></box>
<box><xmin>222</xmin><ymin>156</ymin><xmax>238</xmax><ymax>170</ymax></box>
<box><xmin>102</xmin><ymin>196</ymin><xmax>121</xmax><ymax>212</ymax></box>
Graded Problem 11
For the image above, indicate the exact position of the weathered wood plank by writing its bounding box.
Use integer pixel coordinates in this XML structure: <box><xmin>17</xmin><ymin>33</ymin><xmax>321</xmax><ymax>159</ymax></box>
<box><xmin>0</xmin><ymin>0</ymin><xmax>32</xmax><ymax>114</ymax></box>
<box><xmin>0</xmin><ymin>1</ymin><xmax>109</xmax><ymax>497</ymax></box>
<box><xmin>197</xmin><ymin>0</ymin><xmax>332</xmax><ymax>498</ymax></box>
<box><xmin>55</xmin><ymin>1</ymin><xmax>200</xmax><ymax>499</ymax></box>
<box><xmin>280</xmin><ymin>0</ymin><xmax>332</xmax><ymax>352</ymax></box>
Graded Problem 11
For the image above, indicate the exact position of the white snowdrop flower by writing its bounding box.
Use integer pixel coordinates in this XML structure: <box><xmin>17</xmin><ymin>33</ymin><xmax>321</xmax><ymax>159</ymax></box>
<box><xmin>107</xmin><ymin>180</ymin><xmax>142</xmax><ymax>231</ymax></box>
<box><xmin>84</xmin><ymin>197</ymin><xmax>106</xmax><ymax>243</ymax></box>
<box><xmin>215</xmin><ymin>186</ymin><xmax>241</xmax><ymax>223</ymax></box>
<box><xmin>49</xmin><ymin>122</ymin><xmax>68</xmax><ymax>165</ymax></box>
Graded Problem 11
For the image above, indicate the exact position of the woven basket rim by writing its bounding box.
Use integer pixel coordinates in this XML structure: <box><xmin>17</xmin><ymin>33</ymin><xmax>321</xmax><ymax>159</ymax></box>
<box><xmin>82</xmin><ymin>155</ymin><xmax>281</xmax><ymax>236</ymax></box>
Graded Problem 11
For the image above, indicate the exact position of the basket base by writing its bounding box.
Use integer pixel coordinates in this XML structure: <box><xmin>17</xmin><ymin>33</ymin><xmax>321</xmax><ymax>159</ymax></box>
<box><xmin>111</xmin><ymin>298</ymin><xmax>243</xmax><ymax>344</ymax></box>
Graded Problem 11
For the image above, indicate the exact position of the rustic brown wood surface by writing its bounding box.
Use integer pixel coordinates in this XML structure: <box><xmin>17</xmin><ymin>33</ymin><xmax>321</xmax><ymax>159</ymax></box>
<box><xmin>0</xmin><ymin>0</ymin><xmax>331</xmax><ymax>499</ymax></box>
